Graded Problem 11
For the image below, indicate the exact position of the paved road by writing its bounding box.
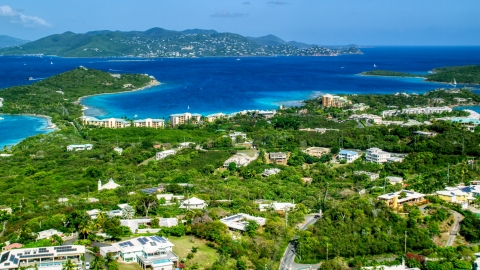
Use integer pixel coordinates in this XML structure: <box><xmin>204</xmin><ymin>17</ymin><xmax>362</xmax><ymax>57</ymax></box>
<box><xmin>279</xmin><ymin>215</ymin><xmax>321</xmax><ymax>270</ymax></box>
<box><xmin>446</xmin><ymin>210</ymin><xmax>464</xmax><ymax>246</ymax></box>
<box><xmin>0</xmin><ymin>221</ymin><xmax>6</xmax><ymax>237</ymax></box>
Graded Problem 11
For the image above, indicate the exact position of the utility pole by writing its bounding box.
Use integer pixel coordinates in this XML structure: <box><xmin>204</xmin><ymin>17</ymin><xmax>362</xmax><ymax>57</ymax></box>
<box><xmin>404</xmin><ymin>231</ymin><xmax>407</xmax><ymax>253</ymax></box>
<box><xmin>447</xmin><ymin>164</ymin><xmax>450</xmax><ymax>183</ymax></box>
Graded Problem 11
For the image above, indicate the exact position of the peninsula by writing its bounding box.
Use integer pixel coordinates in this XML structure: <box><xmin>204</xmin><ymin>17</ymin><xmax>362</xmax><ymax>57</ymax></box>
<box><xmin>0</xmin><ymin>27</ymin><xmax>362</xmax><ymax>58</ymax></box>
<box><xmin>360</xmin><ymin>64</ymin><xmax>480</xmax><ymax>84</ymax></box>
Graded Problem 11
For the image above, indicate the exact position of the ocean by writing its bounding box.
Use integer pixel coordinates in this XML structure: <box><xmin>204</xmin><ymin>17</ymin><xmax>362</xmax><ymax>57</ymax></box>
<box><xmin>0</xmin><ymin>115</ymin><xmax>53</xmax><ymax>148</ymax></box>
<box><xmin>1</xmin><ymin>46</ymin><xmax>480</xmax><ymax>147</ymax></box>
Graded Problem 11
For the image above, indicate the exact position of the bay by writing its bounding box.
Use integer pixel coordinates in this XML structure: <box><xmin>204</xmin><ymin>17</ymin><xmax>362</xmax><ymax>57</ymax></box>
<box><xmin>1</xmin><ymin>46</ymin><xmax>480</xmax><ymax>147</ymax></box>
<box><xmin>0</xmin><ymin>115</ymin><xmax>53</xmax><ymax>149</ymax></box>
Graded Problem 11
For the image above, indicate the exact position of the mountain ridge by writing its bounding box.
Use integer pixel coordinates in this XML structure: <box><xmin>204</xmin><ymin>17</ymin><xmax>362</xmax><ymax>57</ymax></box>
<box><xmin>0</xmin><ymin>27</ymin><xmax>361</xmax><ymax>57</ymax></box>
<box><xmin>0</xmin><ymin>35</ymin><xmax>29</xmax><ymax>49</ymax></box>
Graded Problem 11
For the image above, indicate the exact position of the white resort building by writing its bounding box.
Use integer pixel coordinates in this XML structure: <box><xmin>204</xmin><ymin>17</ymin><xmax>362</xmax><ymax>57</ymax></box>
<box><xmin>349</xmin><ymin>114</ymin><xmax>383</xmax><ymax>124</ymax></box>
<box><xmin>0</xmin><ymin>245</ymin><xmax>85</xmax><ymax>270</ymax></box>
<box><xmin>205</xmin><ymin>113</ymin><xmax>226</xmax><ymax>122</ymax></box>
<box><xmin>99</xmin><ymin>236</ymin><xmax>178</xmax><ymax>270</ymax></box>
<box><xmin>382</xmin><ymin>106</ymin><xmax>452</xmax><ymax>118</ymax></box>
<box><xmin>169</xmin><ymin>112</ymin><xmax>202</xmax><ymax>126</ymax></box>
<box><xmin>133</xmin><ymin>118</ymin><xmax>165</xmax><ymax>128</ymax></box>
<box><xmin>366</xmin><ymin>148</ymin><xmax>391</xmax><ymax>164</ymax></box>
<box><xmin>80</xmin><ymin>116</ymin><xmax>131</xmax><ymax>128</ymax></box>
<box><xmin>66</xmin><ymin>144</ymin><xmax>93</xmax><ymax>151</ymax></box>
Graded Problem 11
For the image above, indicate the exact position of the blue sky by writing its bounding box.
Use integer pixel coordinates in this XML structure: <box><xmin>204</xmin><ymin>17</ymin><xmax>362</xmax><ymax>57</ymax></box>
<box><xmin>0</xmin><ymin>0</ymin><xmax>479</xmax><ymax>45</ymax></box>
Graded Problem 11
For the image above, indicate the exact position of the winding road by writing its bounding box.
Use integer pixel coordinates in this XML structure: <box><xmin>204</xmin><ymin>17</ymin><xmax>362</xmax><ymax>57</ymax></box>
<box><xmin>279</xmin><ymin>214</ymin><xmax>321</xmax><ymax>270</ymax></box>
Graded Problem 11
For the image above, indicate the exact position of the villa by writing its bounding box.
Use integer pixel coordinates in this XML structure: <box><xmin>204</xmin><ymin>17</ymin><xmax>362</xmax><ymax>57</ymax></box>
<box><xmin>378</xmin><ymin>190</ymin><xmax>426</xmax><ymax>210</ymax></box>
<box><xmin>37</xmin><ymin>229</ymin><xmax>63</xmax><ymax>240</ymax></box>
<box><xmin>262</xmin><ymin>168</ymin><xmax>281</xmax><ymax>177</ymax></box>
<box><xmin>338</xmin><ymin>150</ymin><xmax>359</xmax><ymax>163</ymax></box>
<box><xmin>155</xmin><ymin>150</ymin><xmax>176</xmax><ymax>160</ymax></box>
<box><xmin>98</xmin><ymin>178</ymin><xmax>121</xmax><ymax>191</ymax></box>
<box><xmin>80</xmin><ymin>116</ymin><xmax>131</xmax><ymax>128</ymax></box>
<box><xmin>179</xmin><ymin>197</ymin><xmax>207</xmax><ymax>210</ymax></box>
<box><xmin>257</xmin><ymin>110</ymin><xmax>277</xmax><ymax>118</ymax></box>
<box><xmin>269</xmin><ymin>152</ymin><xmax>287</xmax><ymax>163</ymax></box>
<box><xmin>386</xmin><ymin>176</ymin><xmax>404</xmax><ymax>185</ymax></box>
<box><xmin>220</xmin><ymin>213</ymin><xmax>266</xmax><ymax>231</ymax></box>
<box><xmin>113</xmin><ymin>147</ymin><xmax>123</xmax><ymax>155</ymax></box>
<box><xmin>169</xmin><ymin>112</ymin><xmax>202</xmax><ymax>126</ymax></box>
<box><xmin>228</xmin><ymin>132</ymin><xmax>247</xmax><ymax>142</ymax></box>
<box><xmin>133</xmin><ymin>118</ymin><xmax>165</xmax><ymax>128</ymax></box>
<box><xmin>436</xmin><ymin>187</ymin><xmax>470</xmax><ymax>208</ymax></box>
<box><xmin>0</xmin><ymin>245</ymin><xmax>85</xmax><ymax>270</ymax></box>
<box><xmin>259</xmin><ymin>202</ymin><xmax>296</xmax><ymax>212</ymax></box>
<box><xmin>99</xmin><ymin>236</ymin><xmax>178</xmax><ymax>270</ymax></box>
<box><xmin>366</xmin><ymin>148</ymin><xmax>391</xmax><ymax>164</ymax></box>
<box><xmin>224</xmin><ymin>153</ymin><xmax>255</xmax><ymax>168</ymax></box>
<box><xmin>354</xmin><ymin>171</ymin><xmax>380</xmax><ymax>181</ymax></box>
<box><xmin>66</xmin><ymin>144</ymin><xmax>93</xmax><ymax>151</ymax></box>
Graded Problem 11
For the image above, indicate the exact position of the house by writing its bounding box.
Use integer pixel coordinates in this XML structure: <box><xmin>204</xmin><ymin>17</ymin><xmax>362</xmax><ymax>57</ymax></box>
<box><xmin>205</xmin><ymin>112</ymin><xmax>226</xmax><ymax>122</ymax></box>
<box><xmin>169</xmin><ymin>112</ymin><xmax>202</xmax><ymax>126</ymax></box>
<box><xmin>120</xmin><ymin>218</ymin><xmax>179</xmax><ymax>233</ymax></box>
<box><xmin>386</xmin><ymin>176</ymin><xmax>404</xmax><ymax>185</ymax></box>
<box><xmin>179</xmin><ymin>197</ymin><xmax>207</xmax><ymax>209</ymax></box>
<box><xmin>349</xmin><ymin>114</ymin><xmax>383</xmax><ymax>124</ymax></box>
<box><xmin>269</xmin><ymin>152</ymin><xmax>287</xmax><ymax>163</ymax></box>
<box><xmin>354</xmin><ymin>171</ymin><xmax>379</xmax><ymax>181</ymax></box>
<box><xmin>99</xmin><ymin>236</ymin><xmax>178</xmax><ymax>270</ymax></box>
<box><xmin>88</xmin><ymin>197</ymin><xmax>99</xmax><ymax>203</ymax></box>
<box><xmin>86</xmin><ymin>209</ymin><xmax>101</xmax><ymax>219</ymax></box>
<box><xmin>262</xmin><ymin>168</ymin><xmax>281</xmax><ymax>177</ymax></box>
<box><xmin>2</xmin><ymin>243</ymin><xmax>22</xmax><ymax>251</ymax></box>
<box><xmin>113</xmin><ymin>147</ymin><xmax>123</xmax><ymax>155</ymax></box>
<box><xmin>224</xmin><ymin>153</ymin><xmax>255</xmax><ymax>168</ymax></box>
<box><xmin>378</xmin><ymin>190</ymin><xmax>426</xmax><ymax>209</ymax></box>
<box><xmin>436</xmin><ymin>187</ymin><xmax>471</xmax><ymax>208</ymax></box>
<box><xmin>37</xmin><ymin>229</ymin><xmax>63</xmax><ymax>240</ymax></box>
<box><xmin>156</xmin><ymin>150</ymin><xmax>176</xmax><ymax>160</ymax></box>
<box><xmin>0</xmin><ymin>206</ymin><xmax>12</xmax><ymax>214</ymax></box>
<box><xmin>133</xmin><ymin>118</ymin><xmax>165</xmax><ymax>128</ymax></box>
<box><xmin>98</xmin><ymin>178</ymin><xmax>121</xmax><ymax>191</ymax></box>
<box><xmin>259</xmin><ymin>202</ymin><xmax>296</xmax><ymax>212</ymax></box>
<box><xmin>304</xmin><ymin>147</ymin><xmax>330</xmax><ymax>157</ymax></box>
<box><xmin>0</xmin><ymin>98</ymin><xmax>3</xmax><ymax>107</ymax></box>
<box><xmin>107</xmin><ymin>210</ymin><xmax>123</xmax><ymax>218</ymax></box>
<box><xmin>0</xmin><ymin>245</ymin><xmax>85</xmax><ymax>269</ymax></box>
<box><xmin>413</xmin><ymin>131</ymin><xmax>437</xmax><ymax>137</ymax></box>
<box><xmin>66</xmin><ymin>144</ymin><xmax>93</xmax><ymax>151</ymax></box>
<box><xmin>178</xmin><ymin>142</ymin><xmax>194</xmax><ymax>149</ymax></box>
<box><xmin>80</xmin><ymin>116</ymin><xmax>131</xmax><ymax>128</ymax></box>
<box><xmin>220</xmin><ymin>213</ymin><xmax>267</xmax><ymax>231</ymax></box>
<box><xmin>366</xmin><ymin>148</ymin><xmax>391</xmax><ymax>164</ymax></box>
<box><xmin>156</xmin><ymin>194</ymin><xmax>174</xmax><ymax>203</ymax></box>
<box><xmin>257</xmin><ymin>110</ymin><xmax>277</xmax><ymax>118</ymax></box>
<box><xmin>229</xmin><ymin>132</ymin><xmax>247</xmax><ymax>142</ymax></box>
<box><xmin>338</xmin><ymin>150</ymin><xmax>359</xmax><ymax>163</ymax></box>
<box><xmin>58</xmin><ymin>198</ymin><xmax>69</xmax><ymax>203</ymax></box>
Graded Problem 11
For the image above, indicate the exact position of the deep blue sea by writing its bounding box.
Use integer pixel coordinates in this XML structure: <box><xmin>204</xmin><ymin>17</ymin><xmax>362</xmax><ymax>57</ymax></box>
<box><xmin>1</xmin><ymin>46</ymin><xmax>480</xmax><ymax>147</ymax></box>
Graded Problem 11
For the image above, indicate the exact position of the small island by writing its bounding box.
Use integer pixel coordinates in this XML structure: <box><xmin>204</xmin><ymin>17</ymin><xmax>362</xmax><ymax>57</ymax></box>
<box><xmin>360</xmin><ymin>64</ymin><xmax>480</xmax><ymax>84</ymax></box>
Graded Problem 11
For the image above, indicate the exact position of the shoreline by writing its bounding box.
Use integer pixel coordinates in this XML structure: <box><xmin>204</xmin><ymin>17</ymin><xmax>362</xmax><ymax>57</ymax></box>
<box><xmin>358</xmin><ymin>73</ymin><xmax>480</xmax><ymax>86</ymax></box>
<box><xmin>77</xmin><ymin>79</ymin><xmax>162</xmax><ymax>114</ymax></box>
<box><xmin>0</xmin><ymin>113</ymin><xmax>59</xmax><ymax>131</ymax></box>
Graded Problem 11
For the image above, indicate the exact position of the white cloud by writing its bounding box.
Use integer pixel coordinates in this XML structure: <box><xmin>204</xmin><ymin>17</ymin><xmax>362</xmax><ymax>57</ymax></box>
<box><xmin>0</xmin><ymin>5</ymin><xmax>51</xmax><ymax>27</ymax></box>
<box><xmin>210</xmin><ymin>11</ymin><xmax>247</xmax><ymax>18</ymax></box>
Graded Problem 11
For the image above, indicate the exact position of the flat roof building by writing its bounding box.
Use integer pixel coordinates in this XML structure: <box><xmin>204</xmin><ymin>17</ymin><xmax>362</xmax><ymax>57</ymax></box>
<box><xmin>66</xmin><ymin>144</ymin><xmax>93</xmax><ymax>151</ymax></box>
<box><xmin>133</xmin><ymin>118</ymin><xmax>165</xmax><ymax>128</ymax></box>
<box><xmin>169</xmin><ymin>112</ymin><xmax>201</xmax><ymax>127</ymax></box>
<box><xmin>378</xmin><ymin>190</ymin><xmax>426</xmax><ymax>209</ymax></box>
<box><xmin>156</xmin><ymin>150</ymin><xmax>176</xmax><ymax>161</ymax></box>
<box><xmin>338</xmin><ymin>150</ymin><xmax>359</xmax><ymax>163</ymax></box>
<box><xmin>220</xmin><ymin>213</ymin><xmax>266</xmax><ymax>231</ymax></box>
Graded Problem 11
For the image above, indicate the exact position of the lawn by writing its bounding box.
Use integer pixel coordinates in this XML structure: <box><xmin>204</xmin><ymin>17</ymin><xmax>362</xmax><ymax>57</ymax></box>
<box><xmin>170</xmin><ymin>235</ymin><xmax>219</xmax><ymax>269</ymax></box>
<box><xmin>118</xmin><ymin>262</ymin><xmax>143</xmax><ymax>270</ymax></box>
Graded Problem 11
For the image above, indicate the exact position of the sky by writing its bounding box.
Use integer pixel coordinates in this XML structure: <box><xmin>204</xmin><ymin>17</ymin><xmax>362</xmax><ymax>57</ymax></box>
<box><xmin>0</xmin><ymin>0</ymin><xmax>479</xmax><ymax>45</ymax></box>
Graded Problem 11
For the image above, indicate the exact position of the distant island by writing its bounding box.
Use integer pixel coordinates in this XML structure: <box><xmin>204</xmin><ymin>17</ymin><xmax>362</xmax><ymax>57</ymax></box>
<box><xmin>0</xmin><ymin>35</ymin><xmax>29</xmax><ymax>49</ymax></box>
<box><xmin>360</xmin><ymin>65</ymin><xmax>480</xmax><ymax>84</ymax></box>
<box><xmin>0</xmin><ymin>67</ymin><xmax>155</xmax><ymax>123</ymax></box>
<box><xmin>0</xmin><ymin>27</ymin><xmax>362</xmax><ymax>58</ymax></box>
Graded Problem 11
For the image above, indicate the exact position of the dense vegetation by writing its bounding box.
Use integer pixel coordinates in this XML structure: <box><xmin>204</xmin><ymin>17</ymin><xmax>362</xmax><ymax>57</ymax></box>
<box><xmin>360</xmin><ymin>65</ymin><xmax>480</xmax><ymax>84</ymax></box>
<box><xmin>0</xmin><ymin>27</ymin><xmax>362</xmax><ymax>57</ymax></box>
<box><xmin>3</xmin><ymin>70</ymin><xmax>480</xmax><ymax>269</ymax></box>
<box><xmin>0</xmin><ymin>67</ymin><xmax>152</xmax><ymax>121</ymax></box>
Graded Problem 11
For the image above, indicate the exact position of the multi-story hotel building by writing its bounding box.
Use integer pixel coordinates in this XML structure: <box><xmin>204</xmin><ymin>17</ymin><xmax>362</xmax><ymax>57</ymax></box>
<box><xmin>382</xmin><ymin>106</ymin><xmax>452</xmax><ymax>118</ymax></box>
<box><xmin>169</xmin><ymin>112</ymin><xmax>202</xmax><ymax>126</ymax></box>
<box><xmin>366</xmin><ymin>148</ymin><xmax>391</xmax><ymax>164</ymax></box>
<box><xmin>322</xmin><ymin>94</ymin><xmax>351</xmax><ymax>108</ymax></box>
<box><xmin>205</xmin><ymin>113</ymin><xmax>226</xmax><ymax>123</ymax></box>
<box><xmin>80</xmin><ymin>116</ymin><xmax>131</xmax><ymax>128</ymax></box>
<box><xmin>133</xmin><ymin>118</ymin><xmax>165</xmax><ymax>128</ymax></box>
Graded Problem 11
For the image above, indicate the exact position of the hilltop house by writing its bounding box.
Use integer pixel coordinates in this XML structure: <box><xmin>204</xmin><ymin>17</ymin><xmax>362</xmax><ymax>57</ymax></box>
<box><xmin>179</xmin><ymin>197</ymin><xmax>206</xmax><ymax>210</ymax></box>
<box><xmin>156</xmin><ymin>150</ymin><xmax>176</xmax><ymax>160</ymax></box>
<box><xmin>378</xmin><ymin>190</ymin><xmax>426</xmax><ymax>210</ymax></box>
<box><xmin>220</xmin><ymin>213</ymin><xmax>266</xmax><ymax>231</ymax></box>
<box><xmin>98</xmin><ymin>178</ymin><xmax>121</xmax><ymax>191</ymax></box>
<box><xmin>66</xmin><ymin>144</ymin><xmax>93</xmax><ymax>151</ymax></box>
<box><xmin>269</xmin><ymin>152</ymin><xmax>287</xmax><ymax>163</ymax></box>
<box><xmin>0</xmin><ymin>245</ymin><xmax>85</xmax><ymax>269</ymax></box>
<box><xmin>338</xmin><ymin>150</ymin><xmax>359</xmax><ymax>163</ymax></box>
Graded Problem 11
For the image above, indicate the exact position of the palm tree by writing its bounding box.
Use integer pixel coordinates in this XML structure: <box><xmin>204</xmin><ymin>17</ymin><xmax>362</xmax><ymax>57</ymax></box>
<box><xmin>62</xmin><ymin>259</ymin><xmax>75</xmax><ymax>270</ymax></box>
<box><xmin>90</xmin><ymin>255</ymin><xmax>105</xmax><ymax>270</ymax></box>
<box><xmin>105</xmin><ymin>252</ymin><xmax>119</xmax><ymax>270</ymax></box>
<box><xmin>79</xmin><ymin>221</ymin><xmax>93</xmax><ymax>239</ymax></box>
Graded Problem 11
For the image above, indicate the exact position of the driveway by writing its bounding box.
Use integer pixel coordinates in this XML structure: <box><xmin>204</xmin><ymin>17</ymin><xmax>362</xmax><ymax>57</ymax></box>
<box><xmin>446</xmin><ymin>210</ymin><xmax>464</xmax><ymax>246</ymax></box>
<box><xmin>279</xmin><ymin>214</ymin><xmax>321</xmax><ymax>270</ymax></box>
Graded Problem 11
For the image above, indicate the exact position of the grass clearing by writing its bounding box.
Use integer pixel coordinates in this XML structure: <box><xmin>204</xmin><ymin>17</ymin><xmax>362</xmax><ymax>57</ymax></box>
<box><xmin>170</xmin><ymin>235</ymin><xmax>219</xmax><ymax>269</ymax></box>
<box><xmin>118</xmin><ymin>262</ymin><xmax>143</xmax><ymax>270</ymax></box>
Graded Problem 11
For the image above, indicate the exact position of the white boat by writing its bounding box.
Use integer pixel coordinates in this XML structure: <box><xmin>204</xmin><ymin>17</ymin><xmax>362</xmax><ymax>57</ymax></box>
<box><xmin>373</xmin><ymin>64</ymin><xmax>377</xmax><ymax>68</ymax></box>
<box><xmin>0</xmin><ymin>117</ymin><xmax>4</xmax><ymax>120</ymax></box>
<box><xmin>50</xmin><ymin>62</ymin><xmax>53</xmax><ymax>65</ymax></box>
<box><xmin>28</xmin><ymin>77</ymin><xmax>34</xmax><ymax>81</ymax></box>
<box><xmin>236</xmin><ymin>58</ymin><xmax>241</xmax><ymax>61</ymax></box>
<box><xmin>453</xmin><ymin>78</ymin><xmax>457</xmax><ymax>85</ymax></box>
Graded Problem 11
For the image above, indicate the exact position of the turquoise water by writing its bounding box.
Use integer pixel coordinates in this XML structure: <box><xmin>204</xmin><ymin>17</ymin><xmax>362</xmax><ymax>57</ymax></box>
<box><xmin>0</xmin><ymin>115</ymin><xmax>53</xmax><ymax>149</ymax></box>
<box><xmin>454</xmin><ymin>105</ymin><xmax>480</xmax><ymax>113</ymax></box>
<box><xmin>153</xmin><ymin>258</ymin><xmax>171</xmax><ymax>264</ymax></box>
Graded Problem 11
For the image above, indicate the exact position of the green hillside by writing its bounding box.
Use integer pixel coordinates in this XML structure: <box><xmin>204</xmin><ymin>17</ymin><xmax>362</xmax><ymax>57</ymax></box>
<box><xmin>0</xmin><ymin>35</ymin><xmax>29</xmax><ymax>48</ymax></box>
<box><xmin>0</xmin><ymin>27</ymin><xmax>362</xmax><ymax>57</ymax></box>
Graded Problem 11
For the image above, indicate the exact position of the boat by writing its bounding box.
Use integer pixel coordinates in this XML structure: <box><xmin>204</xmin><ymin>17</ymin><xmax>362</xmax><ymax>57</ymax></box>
<box><xmin>453</xmin><ymin>78</ymin><xmax>457</xmax><ymax>86</ymax></box>
<box><xmin>50</xmin><ymin>62</ymin><xmax>53</xmax><ymax>65</ymax></box>
<box><xmin>0</xmin><ymin>117</ymin><xmax>4</xmax><ymax>120</ymax></box>
<box><xmin>373</xmin><ymin>64</ymin><xmax>377</xmax><ymax>68</ymax></box>
<box><xmin>28</xmin><ymin>77</ymin><xmax>34</xmax><ymax>81</ymax></box>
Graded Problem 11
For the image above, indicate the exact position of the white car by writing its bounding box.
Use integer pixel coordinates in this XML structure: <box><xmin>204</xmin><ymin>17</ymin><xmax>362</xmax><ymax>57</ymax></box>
<box><xmin>85</xmin><ymin>262</ymin><xmax>90</xmax><ymax>270</ymax></box>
